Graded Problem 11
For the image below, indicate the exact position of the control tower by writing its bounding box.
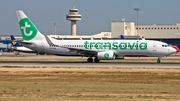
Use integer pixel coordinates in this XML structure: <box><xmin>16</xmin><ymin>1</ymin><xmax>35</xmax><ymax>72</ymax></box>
<box><xmin>66</xmin><ymin>5</ymin><xmax>81</xmax><ymax>36</ymax></box>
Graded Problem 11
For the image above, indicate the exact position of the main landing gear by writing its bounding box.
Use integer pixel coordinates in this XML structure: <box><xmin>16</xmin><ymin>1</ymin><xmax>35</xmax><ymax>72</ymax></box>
<box><xmin>94</xmin><ymin>57</ymin><xmax>100</xmax><ymax>63</ymax></box>
<box><xmin>87</xmin><ymin>57</ymin><xmax>93</xmax><ymax>62</ymax></box>
<box><xmin>157</xmin><ymin>59</ymin><xmax>161</xmax><ymax>63</ymax></box>
<box><xmin>87</xmin><ymin>57</ymin><xmax>100</xmax><ymax>63</ymax></box>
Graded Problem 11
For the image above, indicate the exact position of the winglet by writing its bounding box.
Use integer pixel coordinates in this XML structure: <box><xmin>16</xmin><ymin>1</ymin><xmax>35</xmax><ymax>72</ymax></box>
<box><xmin>44</xmin><ymin>34</ymin><xmax>58</xmax><ymax>47</ymax></box>
<box><xmin>90</xmin><ymin>36</ymin><xmax>94</xmax><ymax>40</ymax></box>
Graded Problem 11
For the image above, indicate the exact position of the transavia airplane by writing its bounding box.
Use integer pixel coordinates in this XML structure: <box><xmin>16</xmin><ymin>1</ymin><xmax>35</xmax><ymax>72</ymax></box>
<box><xmin>16</xmin><ymin>10</ymin><xmax>179</xmax><ymax>63</ymax></box>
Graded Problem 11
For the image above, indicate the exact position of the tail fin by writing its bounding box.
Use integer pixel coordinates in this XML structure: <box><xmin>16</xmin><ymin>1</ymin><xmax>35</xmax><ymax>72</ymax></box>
<box><xmin>142</xmin><ymin>36</ymin><xmax>145</xmax><ymax>40</ymax></box>
<box><xmin>120</xmin><ymin>35</ymin><xmax>125</xmax><ymax>40</ymax></box>
<box><xmin>16</xmin><ymin>10</ymin><xmax>45</xmax><ymax>41</ymax></box>
<box><xmin>10</xmin><ymin>35</ymin><xmax>22</xmax><ymax>47</ymax></box>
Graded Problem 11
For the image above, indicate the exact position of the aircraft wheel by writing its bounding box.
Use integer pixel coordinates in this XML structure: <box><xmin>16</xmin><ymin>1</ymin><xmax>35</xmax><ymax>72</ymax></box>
<box><xmin>157</xmin><ymin>59</ymin><xmax>161</xmax><ymax>63</ymax></box>
<box><xmin>94</xmin><ymin>57</ymin><xmax>100</xmax><ymax>63</ymax></box>
<box><xmin>87</xmin><ymin>58</ymin><xmax>93</xmax><ymax>62</ymax></box>
<box><xmin>39</xmin><ymin>52</ymin><xmax>45</xmax><ymax>55</ymax></box>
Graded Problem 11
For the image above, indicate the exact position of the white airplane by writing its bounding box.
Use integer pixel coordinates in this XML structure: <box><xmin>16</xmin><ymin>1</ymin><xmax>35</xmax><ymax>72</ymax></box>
<box><xmin>16</xmin><ymin>10</ymin><xmax>178</xmax><ymax>63</ymax></box>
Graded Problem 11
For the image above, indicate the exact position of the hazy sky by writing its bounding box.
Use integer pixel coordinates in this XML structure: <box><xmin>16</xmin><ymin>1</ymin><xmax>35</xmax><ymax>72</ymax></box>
<box><xmin>0</xmin><ymin>0</ymin><xmax>180</xmax><ymax>36</ymax></box>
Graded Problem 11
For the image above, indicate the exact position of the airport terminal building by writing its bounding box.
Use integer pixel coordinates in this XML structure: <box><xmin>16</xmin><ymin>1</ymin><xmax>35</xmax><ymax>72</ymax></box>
<box><xmin>111</xmin><ymin>20</ymin><xmax>180</xmax><ymax>39</ymax></box>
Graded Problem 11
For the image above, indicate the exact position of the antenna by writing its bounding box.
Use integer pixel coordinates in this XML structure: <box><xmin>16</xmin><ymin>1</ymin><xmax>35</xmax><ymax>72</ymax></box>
<box><xmin>54</xmin><ymin>23</ymin><xmax>56</xmax><ymax>35</ymax></box>
<box><xmin>73</xmin><ymin>5</ymin><xmax>75</xmax><ymax>9</ymax></box>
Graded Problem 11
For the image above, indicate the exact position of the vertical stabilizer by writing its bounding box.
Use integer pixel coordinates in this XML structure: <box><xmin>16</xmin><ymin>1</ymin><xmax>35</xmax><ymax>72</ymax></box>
<box><xmin>16</xmin><ymin>10</ymin><xmax>45</xmax><ymax>41</ymax></box>
<box><xmin>10</xmin><ymin>35</ymin><xmax>22</xmax><ymax>47</ymax></box>
<box><xmin>120</xmin><ymin>35</ymin><xmax>125</xmax><ymax>40</ymax></box>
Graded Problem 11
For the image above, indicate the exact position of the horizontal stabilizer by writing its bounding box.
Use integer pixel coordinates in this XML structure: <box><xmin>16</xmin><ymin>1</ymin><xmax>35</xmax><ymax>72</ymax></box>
<box><xmin>15</xmin><ymin>41</ymin><xmax>32</xmax><ymax>45</ymax></box>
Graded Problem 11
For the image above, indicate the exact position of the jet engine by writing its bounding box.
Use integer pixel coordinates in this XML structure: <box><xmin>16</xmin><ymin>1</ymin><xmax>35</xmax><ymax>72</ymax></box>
<box><xmin>97</xmin><ymin>51</ymin><xmax>115</xmax><ymax>60</ymax></box>
<box><xmin>6</xmin><ymin>43</ymin><xmax>13</xmax><ymax>52</ymax></box>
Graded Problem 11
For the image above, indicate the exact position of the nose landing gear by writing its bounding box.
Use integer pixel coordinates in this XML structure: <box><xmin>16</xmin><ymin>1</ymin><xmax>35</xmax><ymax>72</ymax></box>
<box><xmin>157</xmin><ymin>56</ymin><xmax>166</xmax><ymax>63</ymax></box>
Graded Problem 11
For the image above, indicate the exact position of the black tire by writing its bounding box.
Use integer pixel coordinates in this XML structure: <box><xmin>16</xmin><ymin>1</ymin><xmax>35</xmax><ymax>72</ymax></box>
<box><xmin>87</xmin><ymin>58</ymin><xmax>93</xmax><ymax>62</ymax></box>
<box><xmin>94</xmin><ymin>57</ymin><xmax>100</xmax><ymax>63</ymax></box>
<box><xmin>157</xmin><ymin>59</ymin><xmax>161</xmax><ymax>63</ymax></box>
<box><xmin>39</xmin><ymin>52</ymin><xmax>45</xmax><ymax>55</ymax></box>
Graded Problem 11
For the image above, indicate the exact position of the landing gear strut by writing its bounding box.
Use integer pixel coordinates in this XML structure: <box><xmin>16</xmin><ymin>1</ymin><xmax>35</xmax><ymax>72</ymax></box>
<box><xmin>94</xmin><ymin>57</ymin><xmax>100</xmax><ymax>63</ymax></box>
<box><xmin>157</xmin><ymin>59</ymin><xmax>161</xmax><ymax>63</ymax></box>
<box><xmin>87</xmin><ymin>57</ymin><xmax>93</xmax><ymax>62</ymax></box>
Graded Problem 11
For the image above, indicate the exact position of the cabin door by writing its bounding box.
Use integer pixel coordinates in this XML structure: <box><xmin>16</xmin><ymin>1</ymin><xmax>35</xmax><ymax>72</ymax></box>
<box><xmin>153</xmin><ymin>43</ymin><xmax>157</xmax><ymax>51</ymax></box>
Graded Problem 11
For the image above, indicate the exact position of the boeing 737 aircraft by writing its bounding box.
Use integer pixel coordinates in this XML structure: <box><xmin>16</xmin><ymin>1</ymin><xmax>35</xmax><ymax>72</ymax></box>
<box><xmin>16</xmin><ymin>10</ymin><xmax>179</xmax><ymax>63</ymax></box>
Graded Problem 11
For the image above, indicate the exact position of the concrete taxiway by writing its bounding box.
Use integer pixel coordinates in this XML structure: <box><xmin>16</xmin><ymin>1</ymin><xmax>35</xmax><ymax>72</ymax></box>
<box><xmin>0</xmin><ymin>53</ymin><xmax>180</xmax><ymax>68</ymax></box>
<box><xmin>0</xmin><ymin>61</ymin><xmax>180</xmax><ymax>68</ymax></box>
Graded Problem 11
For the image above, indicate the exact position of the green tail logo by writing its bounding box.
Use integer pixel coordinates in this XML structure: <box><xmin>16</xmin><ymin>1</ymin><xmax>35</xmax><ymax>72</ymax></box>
<box><xmin>19</xmin><ymin>18</ymin><xmax>38</xmax><ymax>40</ymax></box>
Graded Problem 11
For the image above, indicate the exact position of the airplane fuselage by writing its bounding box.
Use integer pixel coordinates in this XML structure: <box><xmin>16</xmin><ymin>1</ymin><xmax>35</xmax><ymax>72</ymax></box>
<box><xmin>22</xmin><ymin>39</ymin><xmax>176</xmax><ymax>58</ymax></box>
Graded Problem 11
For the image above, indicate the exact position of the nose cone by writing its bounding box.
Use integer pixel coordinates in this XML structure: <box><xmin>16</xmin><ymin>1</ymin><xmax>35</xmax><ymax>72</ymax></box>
<box><xmin>172</xmin><ymin>46</ymin><xmax>180</xmax><ymax>53</ymax></box>
<box><xmin>169</xmin><ymin>47</ymin><xmax>177</xmax><ymax>54</ymax></box>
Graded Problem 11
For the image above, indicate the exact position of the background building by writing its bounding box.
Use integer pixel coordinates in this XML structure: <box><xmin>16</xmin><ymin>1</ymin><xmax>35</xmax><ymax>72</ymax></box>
<box><xmin>111</xmin><ymin>20</ymin><xmax>180</xmax><ymax>39</ymax></box>
<box><xmin>66</xmin><ymin>5</ymin><xmax>81</xmax><ymax>36</ymax></box>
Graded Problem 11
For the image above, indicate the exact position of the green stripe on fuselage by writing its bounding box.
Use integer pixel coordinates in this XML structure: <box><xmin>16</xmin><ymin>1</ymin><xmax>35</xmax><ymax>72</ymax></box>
<box><xmin>84</xmin><ymin>41</ymin><xmax>147</xmax><ymax>50</ymax></box>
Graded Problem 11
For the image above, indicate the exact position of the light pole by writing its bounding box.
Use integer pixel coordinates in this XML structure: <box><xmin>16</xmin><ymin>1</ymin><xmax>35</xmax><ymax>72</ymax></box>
<box><xmin>134</xmin><ymin>8</ymin><xmax>141</xmax><ymax>40</ymax></box>
<box><xmin>54</xmin><ymin>23</ymin><xmax>56</xmax><ymax>35</ymax></box>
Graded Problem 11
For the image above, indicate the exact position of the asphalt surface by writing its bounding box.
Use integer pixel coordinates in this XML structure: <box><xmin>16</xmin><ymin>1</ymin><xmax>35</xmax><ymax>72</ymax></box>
<box><xmin>0</xmin><ymin>61</ymin><xmax>180</xmax><ymax>68</ymax></box>
<box><xmin>0</xmin><ymin>52</ymin><xmax>180</xmax><ymax>68</ymax></box>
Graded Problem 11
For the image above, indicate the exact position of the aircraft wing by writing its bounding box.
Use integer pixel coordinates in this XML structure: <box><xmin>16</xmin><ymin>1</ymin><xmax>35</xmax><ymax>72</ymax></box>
<box><xmin>65</xmin><ymin>47</ymin><xmax>98</xmax><ymax>56</ymax></box>
<box><xmin>44</xmin><ymin>34</ymin><xmax>98</xmax><ymax>56</ymax></box>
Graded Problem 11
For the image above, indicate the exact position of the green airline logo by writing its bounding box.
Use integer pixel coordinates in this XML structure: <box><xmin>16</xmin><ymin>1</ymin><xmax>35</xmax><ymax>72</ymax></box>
<box><xmin>104</xmin><ymin>53</ymin><xmax>109</xmax><ymax>58</ymax></box>
<box><xmin>84</xmin><ymin>41</ymin><xmax>147</xmax><ymax>50</ymax></box>
<box><xmin>19</xmin><ymin>18</ymin><xmax>38</xmax><ymax>40</ymax></box>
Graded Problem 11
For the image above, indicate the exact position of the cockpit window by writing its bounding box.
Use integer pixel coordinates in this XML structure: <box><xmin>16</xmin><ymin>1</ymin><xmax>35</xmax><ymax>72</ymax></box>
<box><xmin>162</xmin><ymin>45</ymin><xmax>170</xmax><ymax>47</ymax></box>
